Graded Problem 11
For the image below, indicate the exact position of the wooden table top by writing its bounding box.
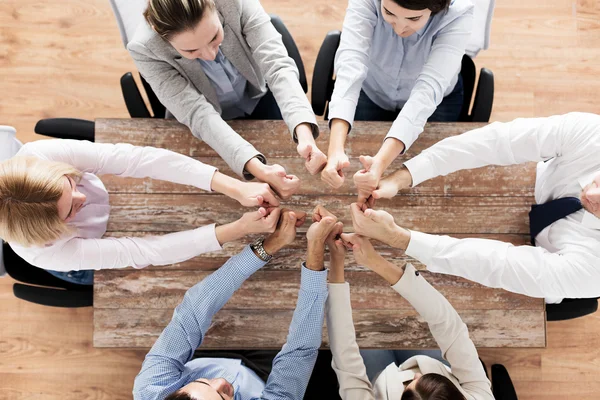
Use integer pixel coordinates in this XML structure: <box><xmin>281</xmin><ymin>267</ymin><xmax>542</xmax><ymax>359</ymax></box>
<box><xmin>93</xmin><ymin>118</ymin><xmax>546</xmax><ymax>349</ymax></box>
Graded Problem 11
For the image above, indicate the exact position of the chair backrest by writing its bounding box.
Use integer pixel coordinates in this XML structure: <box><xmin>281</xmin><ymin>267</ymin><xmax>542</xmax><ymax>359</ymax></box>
<box><xmin>109</xmin><ymin>0</ymin><xmax>148</xmax><ymax>48</ymax></box>
<box><xmin>466</xmin><ymin>0</ymin><xmax>495</xmax><ymax>58</ymax></box>
<box><xmin>0</xmin><ymin>126</ymin><xmax>23</xmax><ymax>277</ymax></box>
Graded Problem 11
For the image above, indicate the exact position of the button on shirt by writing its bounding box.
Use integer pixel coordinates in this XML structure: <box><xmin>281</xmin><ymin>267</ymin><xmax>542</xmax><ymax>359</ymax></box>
<box><xmin>199</xmin><ymin>49</ymin><xmax>260</xmax><ymax>120</ymax></box>
<box><xmin>329</xmin><ymin>0</ymin><xmax>474</xmax><ymax>151</ymax></box>
<box><xmin>402</xmin><ymin>112</ymin><xmax>600</xmax><ymax>301</ymax></box>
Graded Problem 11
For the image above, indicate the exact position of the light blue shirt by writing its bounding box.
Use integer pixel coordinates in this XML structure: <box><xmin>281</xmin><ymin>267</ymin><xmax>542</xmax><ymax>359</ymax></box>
<box><xmin>329</xmin><ymin>0</ymin><xmax>474</xmax><ymax>151</ymax></box>
<box><xmin>198</xmin><ymin>49</ymin><xmax>260</xmax><ymax>120</ymax></box>
<box><xmin>132</xmin><ymin>245</ymin><xmax>328</xmax><ymax>400</ymax></box>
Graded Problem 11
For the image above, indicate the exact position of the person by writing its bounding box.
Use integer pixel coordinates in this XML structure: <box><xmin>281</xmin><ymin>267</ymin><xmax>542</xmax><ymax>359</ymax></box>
<box><xmin>325</xmin><ymin>232</ymin><xmax>493</xmax><ymax>399</ymax></box>
<box><xmin>128</xmin><ymin>0</ymin><xmax>328</xmax><ymax>199</ymax></box>
<box><xmin>132</xmin><ymin>207</ymin><xmax>340</xmax><ymax>400</ymax></box>
<box><xmin>350</xmin><ymin>112</ymin><xmax>600</xmax><ymax>302</ymax></box>
<box><xmin>0</xmin><ymin>139</ymin><xmax>281</xmax><ymax>285</ymax></box>
<box><xmin>321</xmin><ymin>0</ymin><xmax>474</xmax><ymax>205</ymax></box>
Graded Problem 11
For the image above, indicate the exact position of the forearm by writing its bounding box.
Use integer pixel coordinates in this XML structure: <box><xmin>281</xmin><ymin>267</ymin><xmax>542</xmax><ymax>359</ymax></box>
<box><xmin>328</xmin><ymin>119</ymin><xmax>350</xmax><ymax>155</ymax></box>
<box><xmin>295</xmin><ymin>123</ymin><xmax>317</xmax><ymax>145</ymax></box>
<box><xmin>306</xmin><ymin>242</ymin><xmax>326</xmax><ymax>271</ymax></box>
<box><xmin>210</xmin><ymin>171</ymin><xmax>241</xmax><ymax>198</ymax></box>
<box><xmin>368</xmin><ymin>258</ymin><xmax>404</xmax><ymax>286</ymax></box>
<box><xmin>215</xmin><ymin>219</ymin><xmax>247</xmax><ymax>246</ymax></box>
<box><xmin>372</xmin><ymin>138</ymin><xmax>405</xmax><ymax>174</ymax></box>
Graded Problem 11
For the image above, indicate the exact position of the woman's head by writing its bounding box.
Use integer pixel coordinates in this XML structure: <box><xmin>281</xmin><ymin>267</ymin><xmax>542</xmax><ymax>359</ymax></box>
<box><xmin>381</xmin><ymin>0</ymin><xmax>451</xmax><ymax>37</ymax></box>
<box><xmin>401</xmin><ymin>373</ymin><xmax>467</xmax><ymax>400</ymax></box>
<box><xmin>144</xmin><ymin>0</ymin><xmax>223</xmax><ymax>61</ymax></box>
<box><xmin>0</xmin><ymin>156</ymin><xmax>85</xmax><ymax>247</ymax></box>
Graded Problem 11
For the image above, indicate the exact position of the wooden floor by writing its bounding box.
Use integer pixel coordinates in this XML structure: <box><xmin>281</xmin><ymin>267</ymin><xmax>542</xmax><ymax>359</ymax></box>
<box><xmin>1</xmin><ymin>0</ymin><xmax>599</xmax><ymax>398</ymax></box>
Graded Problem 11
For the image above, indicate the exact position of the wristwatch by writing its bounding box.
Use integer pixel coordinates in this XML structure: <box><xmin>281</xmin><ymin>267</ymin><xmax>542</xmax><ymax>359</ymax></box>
<box><xmin>250</xmin><ymin>237</ymin><xmax>273</xmax><ymax>262</ymax></box>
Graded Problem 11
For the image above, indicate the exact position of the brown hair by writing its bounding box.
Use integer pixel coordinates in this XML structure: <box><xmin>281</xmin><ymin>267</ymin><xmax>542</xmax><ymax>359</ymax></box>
<box><xmin>144</xmin><ymin>0</ymin><xmax>216</xmax><ymax>40</ymax></box>
<box><xmin>401</xmin><ymin>373</ymin><xmax>467</xmax><ymax>400</ymax></box>
<box><xmin>391</xmin><ymin>0</ymin><xmax>452</xmax><ymax>15</ymax></box>
<box><xmin>0</xmin><ymin>156</ymin><xmax>81</xmax><ymax>247</ymax></box>
<box><xmin>165</xmin><ymin>390</ymin><xmax>196</xmax><ymax>400</ymax></box>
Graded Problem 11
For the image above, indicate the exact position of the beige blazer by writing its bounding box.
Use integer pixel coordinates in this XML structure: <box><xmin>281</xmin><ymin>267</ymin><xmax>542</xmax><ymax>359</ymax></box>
<box><xmin>127</xmin><ymin>0</ymin><xmax>318</xmax><ymax>178</ymax></box>
<box><xmin>326</xmin><ymin>264</ymin><xmax>494</xmax><ymax>400</ymax></box>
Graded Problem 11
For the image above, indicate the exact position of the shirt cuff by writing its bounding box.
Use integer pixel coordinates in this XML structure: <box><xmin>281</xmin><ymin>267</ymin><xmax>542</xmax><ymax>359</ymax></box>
<box><xmin>386</xmin><ymin>116</ymin><xmax>422</xmax><ymax>153</ymax></box>
<box><xmin>291</xmin><ymin>121</ymin><xmax>320</xmax><ymax>143</ymax></box>
<box><xmin>405</xmin><ymin>230</ymin><xmax>439</xmax><ymax>268</ymax></box>
<box><xmin>204</xmin><ymin>166</ymin><xmax>219</xmax><ymax>192</ymax></box>
<box><xmin>328</xmin><ymin>97</ymin><xmax>358</xmax><ymax>130</ymax></box>
<box><xmin>194</xmin><ymin>223</ymin><xmax>223</xmax><ymax>253</ymax></box>
<box><xmin>234</xmin><ymin>245</ymin><xmax>269</xmax><ymax>278</ymax></box>
<box><xmin>300</xmin><ymin>263</ymin><xmax>329</xmax><ymax>293</ymax></box>
<box><xmin>403</xmin><ymin>154</ymin><xmax>437</xmax><ymax>187</ymax></box>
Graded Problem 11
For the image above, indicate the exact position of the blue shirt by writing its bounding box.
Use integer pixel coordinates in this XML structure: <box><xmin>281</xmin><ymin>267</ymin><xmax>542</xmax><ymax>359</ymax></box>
<box><xmin>132</xmin><ymin>245</ymin><xmax>329</xmax><ymax>400</ymax></box>
<box><xmin>329</xmin><ymin>0</ymin><xmax>474</xmax><ymax>151</ymax></box>
<box><xmin>198</xmin><ymin>49</ymin><xmax>260</xmax><ymax>120</ymax></box>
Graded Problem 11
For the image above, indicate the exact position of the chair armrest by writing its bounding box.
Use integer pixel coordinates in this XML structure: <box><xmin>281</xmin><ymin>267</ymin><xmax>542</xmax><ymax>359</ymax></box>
<box><xmin>470</xmin><ymin>67</ymin><xmax>494</xmax><ymax>122</ymax></box>
<box><xmin>13</xmin><ymin>283</ymin><xmax>93</xmax><ymax>308</ymax></box>
<box><xmin>120</xmin><ymin>72</ymin><xmax>152</xmax><ymax>118</ymax></box>
<box><xmin>491</xmin><ymin>364</ymin><xmax>518</xmax><ymax>400</ymax></box>
<box><xmin>270</xmin><ymin>14</ymin><xmax>308</xmax><ymax>93</ymax></box>
<box><xmin>34</xmin><ymin>118</ymin><xmax>95</xmax><ymax>142</ymax></box>
<box><xmin>311</xmin><ymin>30</ymin><xmax>341</xmax><ymax>116</ymax></box>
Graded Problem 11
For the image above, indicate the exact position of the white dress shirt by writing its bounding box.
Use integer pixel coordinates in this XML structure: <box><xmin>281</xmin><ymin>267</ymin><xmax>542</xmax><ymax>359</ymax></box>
<box><xmin>329</xmin><ymin>0</ymin><xmax>474</xmax><ymax>151</ymax></box>
<box><xmin>403</xmin><ymin>112</ymin><xmax>600</xmax><ymax>301</ymax></box>
<box><xmin>9</xmin><ymin>139</ymin><xmax>223</xmax><ymax>272</ymax></box>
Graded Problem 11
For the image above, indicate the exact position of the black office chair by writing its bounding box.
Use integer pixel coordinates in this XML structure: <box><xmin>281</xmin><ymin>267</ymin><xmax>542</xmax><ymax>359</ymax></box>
<box><xmin>311</xmin><ymin>30</ymin><xmax>494</xmax><ymax>122</ymax></box>
<box><xmin>120</xmin><ymin>14</ymin><xmax>308</xmax><ymax>118</ymax></box>
<box><xmin>2</xmin><ymin>118</ymin><xmax>96</xmax><ymax>307</ymax></box>
<box><xmin>477</xmin><ymin>359</ymin><xmax>517</xmax><ymax>399</ymax></box>
<box><xmin>546</xmin><ymin>297</ymin><xmax>599</xmax><ymax>321</ymax></box>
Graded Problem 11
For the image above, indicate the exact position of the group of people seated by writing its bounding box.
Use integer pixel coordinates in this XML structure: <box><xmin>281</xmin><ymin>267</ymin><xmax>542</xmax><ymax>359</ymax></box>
<box><xmin>1</xmin><ymin>0</ymin><xmax>598</xmax><ymax>398</ymax></box>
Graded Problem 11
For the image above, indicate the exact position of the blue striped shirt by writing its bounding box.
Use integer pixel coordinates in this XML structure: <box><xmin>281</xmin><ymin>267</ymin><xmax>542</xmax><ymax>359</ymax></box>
<box><xmin>133</xmin><ymin>245</ymin><xmax>328</xmax><ymax>400</ymax></box>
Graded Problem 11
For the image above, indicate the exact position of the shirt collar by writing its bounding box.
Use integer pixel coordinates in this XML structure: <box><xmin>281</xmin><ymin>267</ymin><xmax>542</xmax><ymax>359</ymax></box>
<box><xmin>578</xmin><ymin>171</ymin><xmax>600</xmax><ymax>229</ymax></box>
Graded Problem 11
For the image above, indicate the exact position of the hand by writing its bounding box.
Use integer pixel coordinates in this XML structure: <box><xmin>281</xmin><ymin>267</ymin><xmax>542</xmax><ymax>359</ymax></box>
<box><xmin>353</xmin><ymin>155</ymin><xmax>384</xmax><ymax>205</ymax></box>
<box><xmin>326</xmin><ymin>222</ymin><xmax>346</xmax><ymax>283</ymax></box>
<box><xmin>306</xmin><ymin>205</ymin><xmax>339</xmax><ymax>271</ymax></box>
<box><xmin>321</xmin><ymin>152</ymin><xmax>350</xmax><ymax>189</ymax></box>
<box><xmin>236</xmin><ymin>181</ymin><xmax>280</xmax><ymax>207</ymax></box>
<box><xmin>349</xmin><ymin>203</ymin><xmax>410</xmax><ymax>249</ymax></box>
<box><xmin>263</xmin><ymin>208</ymin><xmax>307</xmax><ymax>255</ymax></box>
<box><xmin>259</xmin><ymin>164</ymin><xmax>301</xmax><ymax>200</ymax></box>
<box><xmin>297</xmin><ymin>142</ymin><xmax>328</xmax><ymax>175</ymax></box>
<box><xmin>341</xmin><ymin>233</ymin><xmax>405</xmax><ymax>285</ymax></box>
<box><xmin>238</xmin><ymin>207</ymin><xmax>281</xmax><ymax>235</ymax></box>
<box><xmin>582</xmin><ymin>179</ymin><xmax>600</xmax><ymax>216</ymax></box>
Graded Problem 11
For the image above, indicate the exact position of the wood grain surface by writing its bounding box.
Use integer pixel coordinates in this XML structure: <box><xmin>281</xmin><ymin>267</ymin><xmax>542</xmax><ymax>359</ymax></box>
<box><xmin>94</xmin><ymin>119</ymin><xmax>545</xmax><ymax>350</ymax></box>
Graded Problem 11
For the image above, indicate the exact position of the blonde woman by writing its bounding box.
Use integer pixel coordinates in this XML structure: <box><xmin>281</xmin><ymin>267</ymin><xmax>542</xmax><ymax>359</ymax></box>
<box><xmin>0</xmin><ymin>139</ymin><xmax>283</xmax><ymax>285</ymax></box>
<box><xmin>325</xmin><ymin>232</ymin><xmax>493</xmax><ymax>399</ymax></box>
<box><xmin>128</xmin><ymin>0</ymin><xmax>327</xmax><ymax>199</ymax></box>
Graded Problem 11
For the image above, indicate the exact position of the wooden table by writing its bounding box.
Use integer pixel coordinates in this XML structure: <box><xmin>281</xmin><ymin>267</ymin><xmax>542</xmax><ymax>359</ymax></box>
<box><xmin>93</xmin><ymin>118</ymin><xmax>546</xmax><ymax>349</ymax></box>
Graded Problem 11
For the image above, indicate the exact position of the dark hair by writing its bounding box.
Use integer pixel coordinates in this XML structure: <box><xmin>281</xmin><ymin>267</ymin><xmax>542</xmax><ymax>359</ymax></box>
<box><xmin>401</xmin><ymin>373</ymin><xmax>467</xmax><ymax>400</ymax></box>
<box><xmin>164</xmin><ymin>390</ymin><xmax>197</xmax><ymax>400</ymax></box>
<box><xmin>390</xmin><ymin>0</ymin><xmax>452</xmax><ymax>15</ymax></box>
<box><xmin>144</xmin><ymin>0</ymin><xmax>216</xmax><ymax>40</ymax></box>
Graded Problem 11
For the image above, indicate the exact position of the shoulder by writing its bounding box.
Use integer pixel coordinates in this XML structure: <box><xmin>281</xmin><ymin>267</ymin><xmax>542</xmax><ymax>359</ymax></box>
<box><xmin>430</xmin><ymin>0</ymin><xmax>474</xmax><ymax>29</ymax></box>
<box><xmin>127</xmin><ymin>20</ymin><xmax>169</xmax><ymax>58</ymax></box>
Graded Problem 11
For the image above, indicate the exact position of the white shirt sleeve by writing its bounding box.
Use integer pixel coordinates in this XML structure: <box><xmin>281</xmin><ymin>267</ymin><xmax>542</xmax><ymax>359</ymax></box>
<box><xmin>406</xmin><ymin>230</ymin><xmax>600</xmax><ymax>299</ymax></box>
<box><xmin>328</xmin><ymin>0</ymin><xmax>378</xmax><ymax>126</ymax></box>
<box><xmin>392</xmin><ymin>263</ymin><xmax>493</xmax><ymax>399</ymax></box>
<box><xmin>326</xmin><ymin>283</ymin><xmax>375</xmax><ymax>400</ymax></box>
<box><xmin>10</xmin><ymin>224</ymin><xmax>222</xmax><ymax>272</ymax></box>
<box><xmin>17</xmin><ymin>139</ymin><xmax>218</xmax><ymax>191</ymax></box>
<box><xmin>387</xmin><ymin>8</ymin><xmax>474</xmax><ymax>151</ymax></box>
<box><xmin>404</xmin><ymin>112</ymin><xmax>599</xmax><ymax>187</ymax></box>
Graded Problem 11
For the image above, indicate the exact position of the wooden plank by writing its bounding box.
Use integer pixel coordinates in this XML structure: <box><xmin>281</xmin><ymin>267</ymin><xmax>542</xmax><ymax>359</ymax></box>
<box><xmin>93</xmin><ymin>308</ymin><xmax>546</xmax><ymax>349</ymax></box>
<box><xmin>100</xmin><ymin>159</ymin><xmax>537</xmax><ymax>197</ymax></box>
<box><xmin>106</xmin><ymin>193</ymin><xmax>534</xmax><ymax>234</ymax></box>
<box><xmin>100</xmin><ymin>232</ymin><xmax>531</xmax><ymax>271</ymax></box>
<box><xmin>94</xmin><ymin>269</ymin><xmax>543</xmax><ymax>311</ymax></box>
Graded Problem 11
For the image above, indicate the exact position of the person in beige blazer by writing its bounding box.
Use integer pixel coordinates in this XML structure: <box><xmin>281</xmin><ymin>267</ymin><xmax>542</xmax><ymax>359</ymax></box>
<box><xmin>128</xmin><ymin>0</ymin><xmax>327</xmax><ymax>199</ymax></box>
<box><xmin>325</xmin><ymin>230</ymin><xmax>493</xmax><ymax>399</ymax></box>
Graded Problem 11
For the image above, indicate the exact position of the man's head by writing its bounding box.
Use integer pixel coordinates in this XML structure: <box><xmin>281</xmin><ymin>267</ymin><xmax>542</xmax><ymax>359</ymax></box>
<box><xmin>165</xmin><ymin>378</ymin><xmax>234</xmax><ymax>400</ymax></box>
<box><xmin>581</xmin><ymin>174</ymin><xmax>600</xmax><ymax>218</ymax></box>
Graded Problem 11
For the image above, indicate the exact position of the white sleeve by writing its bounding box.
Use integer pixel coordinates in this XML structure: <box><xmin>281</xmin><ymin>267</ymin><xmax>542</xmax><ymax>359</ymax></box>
<box><xmin>392</xmin><ymin>264</ymin><xmax>493</xmax><ymax>399</ymax></box>
<box><xmin>406</xmin><ymin>230</ymin><xmax>600</xmax><ymax>299</ymax></box>
<box><xmin>404</xmin><ymin>112</ymin><xmax>600</xmax><ymax>186</ymax></box>
<box><xmin>386</xmin><ymin>8</ymin><xmax>474</xmax><ymax>150</ymax></box>
<box><xmin>18</xmin><ymin>139</ymin><xmax>217</xmax><ymax>191</ymax></box>
<box><xmin>10</xmin><ymin>224</ymin><xmax>222</xmax><ymax>271</ymax></box>
<box><xmin>327</xmin><ymin>0</ymin><xmax>378</xmax><ymax>126</ymax></box>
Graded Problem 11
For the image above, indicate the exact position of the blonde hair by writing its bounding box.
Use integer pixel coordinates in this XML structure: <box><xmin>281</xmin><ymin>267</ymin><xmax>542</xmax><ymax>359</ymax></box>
<box><xmin>0</xmin><ymin>156</ymin><xmax>82</xmax><ymax>247</ymax></box>
<box><xmin>144</xmin><ymin>0</ymin><xmax>216</xmax><ymax>40</ymax></box>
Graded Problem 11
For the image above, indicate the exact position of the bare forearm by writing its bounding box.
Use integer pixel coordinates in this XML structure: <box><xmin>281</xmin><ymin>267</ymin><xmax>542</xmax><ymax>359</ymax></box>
<box><xmin>295</xmin><ymin>123</ymin><xmax>316</xmax><ymax>145</ymax></box>
<box><xmin>370</xmin><ymin>258</ymin><xmax>404</xmax><ymax>285</ymax></box>
<box><xmin>244</xmin><ymin>157</ymin><xmax>267</xmax><ymax>180</ymax></box>
<box><xmin>373</xmin><ymin>138</ymin><xmax>405</xmax><ymax>172</ymax></box>
<box><xmin>329</xmin><ymin>119</ymin><xmax>350</xmax><ymax>155</ymax></box>
<box><xmin>210</xmin><ymin>171</ymin><xmax>240</xmax><ymax>198</ymax></box>
<box><xmin>306</xmin><ymin>242</ymin><xmax>326</xmax><ymax>271</ymax></box>
<box><xmin>215</xmin><ymin>220</ymin><xmax>243</xmax><ymax>245</ymax></box>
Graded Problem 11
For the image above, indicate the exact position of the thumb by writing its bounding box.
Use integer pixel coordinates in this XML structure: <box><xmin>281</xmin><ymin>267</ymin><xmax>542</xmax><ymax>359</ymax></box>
<box><xmin>359</xmin><ymin>155</ymin><xmax>373</xmax><ymax>170</ymax></box>
<box><xmin>339</xmin><ymin>159</ymin><xmax>351</xmax><ymax>170</ymax></box>
<box><xmin>273</xmin><ymin>164</ymin><xmax>287</xmax><ymax>177</ymax></box>
<box><xmin>364</xmin><ymin>208</ymin><xmax>381</xmax><ymax>221</ymax></box>
<box><xmin>256</xmin><ymin>207</ymin><xmax>267</xmax><ymax>218</ymax></box>
<box><xmin>371</xmin><ymin>189</ymin><xmax>383</xmax><ymax>199</ymax></box>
